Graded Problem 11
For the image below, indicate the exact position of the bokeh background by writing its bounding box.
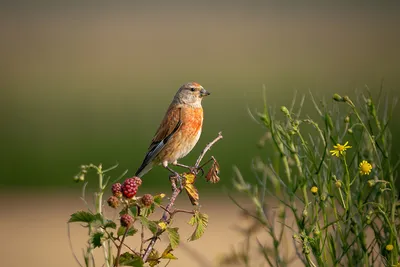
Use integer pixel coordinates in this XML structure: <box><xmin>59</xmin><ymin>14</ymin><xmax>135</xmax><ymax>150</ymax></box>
<box><xmin>1</xmin><ymin>1</ymin><xmax>399</xmax><ymax>266</ymax></box>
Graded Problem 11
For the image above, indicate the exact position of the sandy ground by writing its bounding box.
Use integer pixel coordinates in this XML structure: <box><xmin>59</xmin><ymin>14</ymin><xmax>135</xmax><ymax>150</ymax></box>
<box><xmin>0</xmin><ymin>190</ymin><xmax>301</xmax><ymax>267</ymax></box>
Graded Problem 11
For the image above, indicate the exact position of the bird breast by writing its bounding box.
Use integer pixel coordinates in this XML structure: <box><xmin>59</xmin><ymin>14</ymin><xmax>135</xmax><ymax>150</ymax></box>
<box><xmin>163</xmin><ymin>107</ymin><xmax>203</xmax><ymax>162</ymax></box>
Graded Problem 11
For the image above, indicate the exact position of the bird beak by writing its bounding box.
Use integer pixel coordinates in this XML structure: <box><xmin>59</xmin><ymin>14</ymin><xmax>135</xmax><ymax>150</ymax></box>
<box><xmin>200</xmin><ymin>88</ymin><xmax>210</xmax><ymax>97</ymax></box>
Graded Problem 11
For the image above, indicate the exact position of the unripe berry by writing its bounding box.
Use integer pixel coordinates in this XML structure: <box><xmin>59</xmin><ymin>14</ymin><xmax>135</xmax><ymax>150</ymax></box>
<box><xmin>141</xmin><ymin>194</ymin><xmax>154</xmax><ymax>206</ymax></box>
<box><xmin>107</xmin><ymin>196</ymin><xmax>119</xmax><ymax>208</ymax></box>
<box><xmin>111</xmin><ymin>183</ymin><xmax>123</xmax><ymax>197</ymax></box>
<box><xmin>132</xmin><ymin>176</ymin><xmax>142</xmax><ymax>186</ymax></box>
<box><xmin>120</xmin><ymin>214</ymin><xmax>134</xmax><ymax>227</ymax></box>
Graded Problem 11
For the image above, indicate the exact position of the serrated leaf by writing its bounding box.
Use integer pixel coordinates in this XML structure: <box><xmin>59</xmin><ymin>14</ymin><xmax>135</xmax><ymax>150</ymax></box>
<box><xmin>161</xmin><ymin>244</ymin><xmax>178</xmax><ymax>260</ymax></box>
<box><xmin>188</xmin><ymin>212</ymin><xmax>208</xmax><ymax>241</ymax></box>
<box><xmin>138</xmin><ymin>216</ymin><xmax>158</xmax><ymax>234</ymax></box>
<box><xmin>166</xmin><ymin>227</ymin><xmax>180</xmax><ymax>249</ymax></box>
<box><xmin>118</xmin><ymin>252</ymin><xmax>144</xmax><ymax>267</ymax></box>
<box><xmin>117</xmin><ymin>226</ymin><xmax>137</xmax><ymax>237</ymax></box>
<box><xmin>182</xmin><ymin>174</ymin><xmax>199</xmax><ymax>206</ymax></box>
<box><xmin>91</xmin><ymin>232</ymin><xmax>104</xmax><ymax>248</ymax></box>
<box><xmin>147</xmin><ymin>250</ymin><xmax>160</xmax><ymax>267</ymax></box>
<box><xmin>68</xmin><ymin>211</ymin><xmax>96</xmax><ymax>223</ymax></box>
<box><xmin>103</xmin><ymin>220</ymin><xmax>117</xmax><ymax>229</ymax></box>
<box><xmin>140</xmin><ymin>204</ymin><xmax>155</xmax><ymax>217</ymax></box>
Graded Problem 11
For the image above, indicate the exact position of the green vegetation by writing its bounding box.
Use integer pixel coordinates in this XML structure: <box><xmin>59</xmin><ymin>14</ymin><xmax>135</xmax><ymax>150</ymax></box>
<box><xmin>225</xmin><ymin>90</ymin><xmax>400</xmax><ymax>266</ymax></box>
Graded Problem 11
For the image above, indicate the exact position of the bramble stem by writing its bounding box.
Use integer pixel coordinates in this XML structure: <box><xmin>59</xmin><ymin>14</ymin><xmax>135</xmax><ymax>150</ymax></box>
<box><xmin>142</xmin><ymin>132</ymin><xmax>223</xmax><ymax>263</ymax></box>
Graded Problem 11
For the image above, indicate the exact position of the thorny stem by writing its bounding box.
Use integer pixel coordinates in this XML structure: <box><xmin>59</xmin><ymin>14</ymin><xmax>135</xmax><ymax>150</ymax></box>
<box><xmin>142</xmin><ymin>182</ymin><xmax>182</xmax><ymax>262</ymax></box>
<box><xmin>142</xmin><ymin>132</ymin><xmax>223</xmax><ymax>263</ymax></box>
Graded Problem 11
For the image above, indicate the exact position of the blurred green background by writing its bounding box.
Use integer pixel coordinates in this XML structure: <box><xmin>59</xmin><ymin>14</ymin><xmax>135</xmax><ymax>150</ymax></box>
<box><xmin>1</xmin><ymin>1</ymin><xmax>400</xmax><ymax>190</ymax></box>
<box><xmin>1</xmin><ymin>2</ymin><xmax>400</xmax><ymax>267</ymax></box>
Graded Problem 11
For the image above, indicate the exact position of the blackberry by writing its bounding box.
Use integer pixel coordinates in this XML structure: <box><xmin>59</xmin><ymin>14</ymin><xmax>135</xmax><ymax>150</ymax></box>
<box><xmin>132</xmin><ymin>176</ymin><xmax>142</xmax><ymax>186</ymax></box>
<box><xmin>141</xmin><ymin>194</ymin><xmax>154</xmax><ymax>206</ymax></box>
<box><xmin>107</xmin><ymin>196</ymin><xmax>119</xmax><ymax>208</ymax></box>
<box><xmin>122</xmin><ymin>178</ymin><xmax>138</xmax><ymax>198</ymax></box>
<box><xmin>120</xmin><ymin>214</ymin><xmax>134</xmax><ymax>227</ymax></box>
<box><xmin>111</xmin><ymin>183</ymin><xmax>122</xmax><ymax>197</ymax></box>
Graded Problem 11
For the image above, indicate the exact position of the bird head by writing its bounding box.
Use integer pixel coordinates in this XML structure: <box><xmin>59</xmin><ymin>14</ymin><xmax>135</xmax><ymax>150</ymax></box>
<box><xmin>174</xmin><ymin>82</ymin><xmax>210</xmax><ymax>107</ymax></box>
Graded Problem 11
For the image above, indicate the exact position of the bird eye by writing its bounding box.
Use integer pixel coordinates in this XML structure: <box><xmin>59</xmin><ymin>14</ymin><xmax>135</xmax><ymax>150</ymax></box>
<box><xmin>190</xmin><ymin>88</ymin><xmax>196</xmax><ymax>92</ymax></box>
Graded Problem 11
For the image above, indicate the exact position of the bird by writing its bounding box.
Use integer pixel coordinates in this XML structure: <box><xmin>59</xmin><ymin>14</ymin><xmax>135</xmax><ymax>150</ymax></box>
<box><xmin>135</xmin><ymin>82</ymin><xmax>210</xmax><ymax>178</ymax></box>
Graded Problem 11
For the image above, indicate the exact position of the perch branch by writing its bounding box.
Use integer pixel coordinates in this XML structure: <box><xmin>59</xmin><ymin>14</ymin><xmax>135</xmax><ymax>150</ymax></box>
<box><xmin>142</xmin><ymin>132</ymin><xmax>223</xmax><ymax>263</ymax></box>
<box><xmin>195</xmin><ymin>132</ymin><xmax>223</xmax><ymax>169</ymax></box>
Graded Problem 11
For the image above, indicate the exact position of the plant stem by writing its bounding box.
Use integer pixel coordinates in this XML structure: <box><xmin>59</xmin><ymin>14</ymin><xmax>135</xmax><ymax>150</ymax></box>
<box><xmin>115</xmin><ymin>225</ymin><xmax>130</xmax><ymax>267</ymax></box>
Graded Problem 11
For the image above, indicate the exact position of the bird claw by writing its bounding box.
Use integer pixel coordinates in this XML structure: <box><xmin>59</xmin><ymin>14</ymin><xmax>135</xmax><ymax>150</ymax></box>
<box><xmin>169</xmin><ymin>173</ymin><xmax>184</xmax><ymax>191</ymax></box>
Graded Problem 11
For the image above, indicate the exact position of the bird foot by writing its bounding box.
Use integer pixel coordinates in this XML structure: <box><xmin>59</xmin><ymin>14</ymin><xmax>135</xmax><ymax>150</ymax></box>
<box><xmin>169</xmin><ymin>173</ymin><xmax>184</xmax><ymax>191</ymax></box>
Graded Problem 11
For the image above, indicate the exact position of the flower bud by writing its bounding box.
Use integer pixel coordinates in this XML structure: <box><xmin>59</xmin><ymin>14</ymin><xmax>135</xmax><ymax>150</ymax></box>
<box><xmin>280</xmin><ymin>106</ymin><xmax>290</xmax><ymax>117</ymax></box>
<box><xmin>302</xmin><ymin>208</ymin><xmax>308</xmax><ymax>218</ymax></box>
<box><xmin>333</xmin><ymin>94</ymin><xmax>343</xmax><ymax>102</ymax></box>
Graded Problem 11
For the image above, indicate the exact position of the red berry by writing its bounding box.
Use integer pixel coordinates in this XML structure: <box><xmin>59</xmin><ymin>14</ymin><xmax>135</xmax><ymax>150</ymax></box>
<box><xmin>122</xmin><ymin>178</ymin><xmax>138</xmax><ymax>198</ymax></box>
<box><xmin>111</xmin><ymin>183</ymin><xmax>122</xmax><ymax>197</ymax></box>
<box><xmin>141</xmin><ymin>194</ymin><xmax>154</xmax><ymax>206</ymax></box>
<box><xmin>107</xmin><ymin>196</ymin><xmax>119</xmax><ymax>208</ymax></box>
<box><xmin>132</xmin><ymin>176</ymin><xmax>142</xmax><ymax>186</ymax></box>
<box><xmin>120</xmin><ymin>214</ymin><xmax>134</xmax><ymax>227</ymax></box>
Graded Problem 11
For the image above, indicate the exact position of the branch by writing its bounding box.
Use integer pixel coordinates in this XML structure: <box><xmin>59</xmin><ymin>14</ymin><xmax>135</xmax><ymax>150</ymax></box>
<box><xmin>115</xmin><ymin>225</ymin><xmax>130</xmax><ymax>267</ymax></box>
<box><xmin>142</xmin><ymin>132</ymin><xmax>223</xmax><ymax>263</ymax></box>
<box><xmin>195</xmin><ymin>132</ymin><xmax>223</xmax><ymax>168</ymax></box>
<box><xmin>142</xmin><ymin>180</ymin><xmax>181</xmax><ymax>262</ymax></box>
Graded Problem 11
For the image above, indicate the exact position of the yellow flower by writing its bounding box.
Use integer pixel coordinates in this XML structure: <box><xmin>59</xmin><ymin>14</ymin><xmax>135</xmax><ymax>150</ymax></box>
<box><xmin>359</xmin><ymin>160</ymin><xmax>372</xmax><ymax>175</ymax></box>
<box><xmin>385</xmin><ymin>244</ymin><xmax>394</xmax><ymax>251</ymax></box>
<box><xmin>335</xmin><ymin>180</ymin><xmax>342</xmax><ymax>188</ymax></box>
<box><xmin>330</xmin><ymin>141</ymin><xmax>352</xmax><ymax>157</ymax></box>
<box><xmin>311</xmin><ymin>186</ymin><xmax>318</xmax><ymax>194</ymax></box>
<box><xmin>158</xmin><ymin>222</ymin><xmax>167</xmax><ymax>230</ymax></box>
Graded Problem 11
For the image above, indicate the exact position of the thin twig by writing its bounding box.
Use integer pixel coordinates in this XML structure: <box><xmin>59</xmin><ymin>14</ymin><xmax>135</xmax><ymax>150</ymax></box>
<box><xmin>195</xmin><ymin>132</ymin><xmax>223</xmax><ymax>168</ymax></box>
<box><xmin>67</xmin><ymin>223</ymin><xmax>84</xmax><ymax>267</ymax></box>
<box><xmin>115</xmin><ymin>225</ymin><xmax>130</xmax><ymax>267</ymax></box>
<box><xmin>140</xmin><ymin>224</ymin><xmax>145</xmax><ymax>256</ymax></box>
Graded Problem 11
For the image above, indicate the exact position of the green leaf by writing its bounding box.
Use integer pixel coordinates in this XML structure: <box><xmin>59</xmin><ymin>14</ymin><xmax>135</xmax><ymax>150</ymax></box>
<box><xmin>117</xmin><ymin>226</ymin><xmax>137</xmax><ymax>237</ymax></box>
<box><xmin>138</xmin><ymin>216</ymin><xmax>158</xmax><ymax>234</ymax></box>
<box><xmin>140</xmin><ymin>204</ymin><xmax>156</xmax><ymax>217</ymax></box>
<box><xmin>147</xmin><ymin>250</ymin><xmax>160</xmax><ymax>267</ymax></box>
<box><xmin>91</xmin><ymin>232</ymin><xmax>104</xmax><ymax>248</ymax></box>
<box><xmin>166</xmin><ymin>227</ymin><xmax>180</xmax><ymax>249</ymax></box>
<box><xmin>103</xmin><ymin>219</ymin><xmax>117</xmax><ymax>229</ymax></box>
<box><xmin>161</xmin><ymin>244</ymin><xmax>178</xmax><ymax>260</ymax></box>
<box><xmin>153</xmin><ymin>194</ymin><xmax>165</xmax><ymax>205</ymax></box>
<box><xmin>188</xmin><ymin>212</ymin><xmax>208</xmax><ymax>241</ymax></box>
<box><xmin>68</xmin><ymin>211</ymin><xmax>96</xmax><ymax>223</ymax></box>
<box><xmin>118</xmin><ymin>252</ymin><xmax>144</xmax><ymax>267</ymax></box>
<box><xmin>129</xmin><ymin>205</ymin><xmax>138</xmax><ymax>217</ymax></box>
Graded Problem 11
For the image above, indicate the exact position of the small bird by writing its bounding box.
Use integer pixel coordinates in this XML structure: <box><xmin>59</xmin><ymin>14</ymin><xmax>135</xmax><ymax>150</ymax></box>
<box><xmin>135</xmin><ymin>82</ymin><xmax>210</xmax><ymax>178</ymax></box>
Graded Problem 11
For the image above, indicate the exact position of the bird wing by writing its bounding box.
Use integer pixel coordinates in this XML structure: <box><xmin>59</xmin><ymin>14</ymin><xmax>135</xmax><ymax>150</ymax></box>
<box><xmin>135</xmin><ymin>106</ymin><xmax>182</xmax><ymax>176</ymax></box>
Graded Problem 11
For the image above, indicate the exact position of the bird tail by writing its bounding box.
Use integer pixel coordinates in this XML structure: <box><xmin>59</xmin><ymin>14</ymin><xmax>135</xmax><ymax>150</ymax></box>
<box><xmin>135</xmin><ymin>161</ymin><xmax>153</xmax><ymax>178</ymax></box>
